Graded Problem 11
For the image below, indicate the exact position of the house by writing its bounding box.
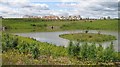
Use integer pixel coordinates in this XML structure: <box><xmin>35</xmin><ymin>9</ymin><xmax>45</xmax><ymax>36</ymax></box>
<box><xmin>42</xmin><ymin>16</ymin><xmax>59</xmax><ymax>20</ymax></box>
<box><xmin>59</xmin><ymin>16</ymin><xmax>66</xmax><ymax>20</ymax></box>
<box><xmin>67</xmin><ymin>15</ymin><xmax>82</xmax><ymax>20</ymax></box>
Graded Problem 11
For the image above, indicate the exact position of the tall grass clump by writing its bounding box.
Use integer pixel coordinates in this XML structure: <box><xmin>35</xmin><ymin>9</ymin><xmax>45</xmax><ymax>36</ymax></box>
<box><xmin>67</xmin><ymin>41</ymin><xmax>119</xmax><ymax>62</ymax></box>
<box><xmin>2</xmin><ymin>33</ymin><xmax>40</xmax><ymax>59</ymax></box>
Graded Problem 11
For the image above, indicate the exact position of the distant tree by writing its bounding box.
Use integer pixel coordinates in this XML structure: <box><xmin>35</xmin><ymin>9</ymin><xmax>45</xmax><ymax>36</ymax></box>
<box><xmin>107</xmin><ymin>16</ymin><xmax>111</xmax><ymax>19</ymax></box>
<box><xmin>104</xmin><ymin>17</ymin><xmax>106</xmax><ymax>20</ymax></box>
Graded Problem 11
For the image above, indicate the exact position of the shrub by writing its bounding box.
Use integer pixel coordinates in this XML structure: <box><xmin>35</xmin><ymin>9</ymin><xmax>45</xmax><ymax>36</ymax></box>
<box><xmin>32</xmin><ymin>46</ymin><xmax>40</xmax><ymax>59</ymax></box>
<box><xmin>67</xmin><ymin>41</ymin><xmax>80</xmax><ymax>57</ymax></box>
<box><xmin>67</xmin><ymin>41</ymin><xmax>119</xmax><ymax>62</ymax></box>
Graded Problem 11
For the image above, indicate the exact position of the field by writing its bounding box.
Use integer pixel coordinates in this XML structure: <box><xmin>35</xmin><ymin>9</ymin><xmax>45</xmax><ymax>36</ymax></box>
<box><xmin>1</xmin><ymin>18</ymin><xmax>120</xmax><ymax>65</ymax></box>
<box><xmin>2</xmin><ymin>18</ymin><xmax>118</xmax><ymax>33</ymax></box>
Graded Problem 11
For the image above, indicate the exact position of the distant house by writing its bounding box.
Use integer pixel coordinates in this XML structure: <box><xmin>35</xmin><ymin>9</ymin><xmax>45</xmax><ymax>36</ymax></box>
<box><xmin>60</xmin><ymin>16</ymin><xmax>66</xmax><ymax>20</ymax></box>
<box><xmin>42</xmin><ymin>16</ymin><xmax>59</xmax><ymax>20</ymax></box>
<box><xmin>67</xmin><ymin>15</ymin><xmax>82</xmax><ymax>20</ymax></box>
<box><xmin>22</xmin><ymin>15</ymin><xmax>83</xmax><ymax>20</ymax></box>
<box><xmin>73</xmin><ymin>16</ymin><xmax>77</xmax><ymax>20</ymax></box>
<box><xmin>23</xmin><ymin>15</ymin><xmax>42</xmax><ymax>18</ymax></box>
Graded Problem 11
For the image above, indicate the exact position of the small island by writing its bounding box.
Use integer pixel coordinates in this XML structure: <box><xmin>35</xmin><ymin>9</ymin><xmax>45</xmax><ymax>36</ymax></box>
<box><xmin>59</xmin><ymin>33</ymin><xmax>117</xmax><ymax>42</ymax></box>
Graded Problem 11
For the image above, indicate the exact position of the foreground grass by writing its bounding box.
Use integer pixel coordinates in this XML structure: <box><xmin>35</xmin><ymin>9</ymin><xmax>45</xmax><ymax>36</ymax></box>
<box><xmin>59</xmin><ymin>33</ymin><xmax>117</xmax><ymax>42</ymax></box>
<box><xmin>2</xmin><ymin>33</ymin><xmax>120</xmax><ymax>65</ymax></box>
<box><xmin>2</xmin><ymin>33</ymin><xmax>76</xmax><ymax>65</ymax></box>
<box><xmin>2</xmin><ymin>33</ymin><xmax>67</xmax><ymax>56</ymax></box>
<box><xmin>2</xmin><ymin>18</ymin><xmax>118</xmax><ymax>33</ymax></box>
<box><xmin>3</xmin><ymin>49</ymin><xmax>77</xmax><ymax>65</ymax></box>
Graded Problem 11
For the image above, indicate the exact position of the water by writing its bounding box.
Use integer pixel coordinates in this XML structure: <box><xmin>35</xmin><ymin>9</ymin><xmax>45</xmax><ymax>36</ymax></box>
<box><xmin>14</xmin><ymin>30</ymin><xmax>119</xmax><ymax>52</ymax></box>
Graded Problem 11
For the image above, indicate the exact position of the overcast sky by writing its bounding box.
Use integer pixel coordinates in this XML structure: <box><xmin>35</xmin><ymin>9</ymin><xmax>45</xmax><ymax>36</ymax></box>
<box><xmin>0</xmin><ymin>0</ymin><xmax>119</xmax><ymax>18</ymax></box>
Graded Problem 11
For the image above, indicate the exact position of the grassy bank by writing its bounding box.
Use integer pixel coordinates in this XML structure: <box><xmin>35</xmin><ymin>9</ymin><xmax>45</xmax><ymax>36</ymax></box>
<box><xmin>2</xmin><ymin>18</ymin><xmax>118</xmax><ymax>32</ymax></box>
<box><xmin>2</xmin><ymin>33</ymin><xmax>120</xmax><ymax>65</ymax></box>
<box><xmin>59</xmin><ymin>33</ymin><xmax>117</xmax><ymax>42</ymax></box>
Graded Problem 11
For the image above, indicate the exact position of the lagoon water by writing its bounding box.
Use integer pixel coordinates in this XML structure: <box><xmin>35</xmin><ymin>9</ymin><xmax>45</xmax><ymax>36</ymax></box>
<box><xmin>14</xmin><ymin>30</ymin><xmax>119</xmax><ymax>52</ymax></box>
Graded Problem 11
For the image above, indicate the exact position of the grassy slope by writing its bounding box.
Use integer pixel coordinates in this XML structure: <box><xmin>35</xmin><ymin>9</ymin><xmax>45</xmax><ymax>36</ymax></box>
<box><xmin>12</xmin><ymin>34</ymin><xmax>68</xmax><ymax>56</ymax></box>
<box><xmin>2</xmin><ymin>18</ymin><xmax>118</xmax><ymax>32</ymax></box>
<box><xmin>2</xmin><ymin>33</ymin><xmax>120</xmax><ymax>65</ymax></box>
<box><xmin>1</xmin><ymin>33</ymin><xmax>99</xmax><ymax>65</ymax></box>
<box><xmin>2</xmin><ymin>33</ymin><xmax>72</xmax><ymax>65</ymax></box>
<box><xmin>59</xmin><ymin>33</ymin><xmax>117</xmax><ymax>42</ymax></box>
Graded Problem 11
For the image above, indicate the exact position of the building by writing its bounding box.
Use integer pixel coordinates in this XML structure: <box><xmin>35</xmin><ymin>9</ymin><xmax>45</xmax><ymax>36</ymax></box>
<box><xmin>42</xmin><ymin>16</ymin><xmax>59</xmax><ymax>20</ymax></box>
<box><xmin>23</xmin><ymin>15</ymin><xmax>82</xmax><ymax>20</ymax></box>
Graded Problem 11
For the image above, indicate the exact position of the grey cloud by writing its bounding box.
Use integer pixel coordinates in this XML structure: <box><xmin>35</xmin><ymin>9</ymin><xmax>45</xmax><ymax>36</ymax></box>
<box><xmin>21</xmin><ymin>4</ymin><xmax>50</xmax><ymax>10</ymax></box>
<box><xmin>81</xmin><ymin>2</ymin><xmax>118</xmax><ymax>18</ymax></box>
<box><xmin>88</xmin><ymin>2</ymin><xmax>118</xmax><ymax>12</ymax></box>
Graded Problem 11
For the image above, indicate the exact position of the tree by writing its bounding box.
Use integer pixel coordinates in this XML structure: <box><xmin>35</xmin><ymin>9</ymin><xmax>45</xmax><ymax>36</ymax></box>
<box><xmin>107</xmin><ymin>16</ymin><xmax>111</xmax><ymax>19</ymax></box>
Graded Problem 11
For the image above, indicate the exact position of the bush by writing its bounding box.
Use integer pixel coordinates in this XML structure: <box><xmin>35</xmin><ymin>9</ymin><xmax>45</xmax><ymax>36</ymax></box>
<box><xmin>2</xmin><ymin>33</ymin><xmax>40</xmax><ymax>59</ymax></box>
<box><xmin>32</xmin><ymin>46</ymin><xmax>40</xmax><ymax>59</ymax></box>
<box><xmin>67</xmin><ymin>41</ymin><xmax>119</xmax><ymax>62</ymax></box>
<box><xmin>67</xmin><ymin>41</ymin><xmax>80</xmax><ymax>57</ymax></box>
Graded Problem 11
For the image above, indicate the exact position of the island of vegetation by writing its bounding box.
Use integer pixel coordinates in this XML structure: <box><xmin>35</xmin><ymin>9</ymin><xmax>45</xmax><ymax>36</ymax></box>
<box><xmin>59</xmin><ymin>33</ymin><xmax>117</xmax><ymax>42</ymax></box>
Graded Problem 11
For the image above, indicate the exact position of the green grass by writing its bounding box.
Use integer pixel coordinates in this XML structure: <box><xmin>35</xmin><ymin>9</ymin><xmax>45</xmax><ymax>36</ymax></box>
<box><xmin>2</xmin><ymin>33</ymin><xmax>120</xmax><ymax>65</ymax></box>
<box><xmin>61</xmin><ymin>20</ymin><xmax>118</xmax><ymax>30</ymax></box>
<box><xmin>59</xmin><ymin>33</ymin><xmax>117</xmax><ymax>42</ymax></box>
<box><xmin>2</xmin><ymin>33</ymin><xmax>68</xmax><ymax>56</ymax></box>
<box><xmin>2</xmin><ymin>18</ymin><xmax>118</xmax><ymax>33</ymax></box>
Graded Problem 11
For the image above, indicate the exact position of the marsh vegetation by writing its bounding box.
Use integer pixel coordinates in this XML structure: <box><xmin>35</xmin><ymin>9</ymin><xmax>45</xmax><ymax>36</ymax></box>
<box><xmin>2</xmin><ymin>33</ymin><xmax>120</xmax><ymax>65</ymax></box>
<box><xmin>59</xmin><ymin>33</ymin><xmax>117</xmax><ymax>42</ymax></box>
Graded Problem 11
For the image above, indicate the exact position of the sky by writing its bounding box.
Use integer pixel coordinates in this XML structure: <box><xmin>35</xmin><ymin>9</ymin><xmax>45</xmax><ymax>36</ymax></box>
<box><xmin>0</xmin><ymin>0</ymin><xmax>119</xmax><ymax>18</ymax></box>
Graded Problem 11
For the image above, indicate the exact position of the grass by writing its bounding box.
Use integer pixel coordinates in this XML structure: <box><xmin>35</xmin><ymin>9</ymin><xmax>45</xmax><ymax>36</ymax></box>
<box><xmin>2</xmin><ymin>18</ymin><xmax>118</xmax><ymax>33</ymax></box>
<box><xmin>2</xmin><ymin>49</ymin><xmax>77</xmax><ymax>65</ymax></box>
<box><xmin>2</xmin><ymin>33</ymin><xmax>120</xmax><ymax>65</ymax></box>
<box><xmin>61</xmin><ymin>19</ymin><xmax>118</xmax><ymax>31</ymax></box>
<box><xmin>1</xmin><ymin>18</ymin><xmax>119</xmax><ymax>65</ymax></box>
<box><xmin>59</xmin><ymin>33</ymin><xmax>117</xmax><ymax>42</ymax></box>
<box><xmin>2</xmin><ymin>33</ymin><xmax>68</xmax><ymax>56</ymax></box>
